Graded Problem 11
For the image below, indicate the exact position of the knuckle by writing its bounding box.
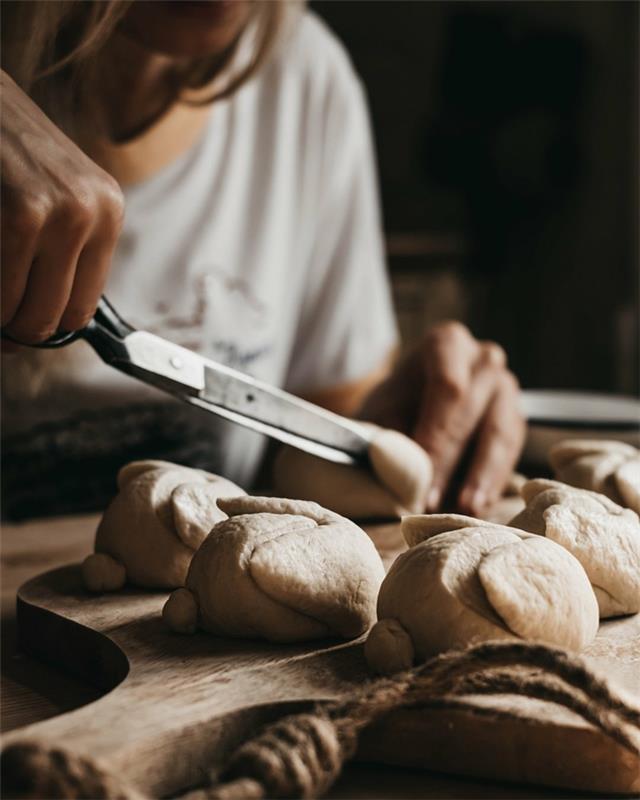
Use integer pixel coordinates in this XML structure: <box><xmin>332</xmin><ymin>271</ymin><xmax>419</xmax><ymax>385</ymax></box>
<box><xmin>99</xmin><ymin>175</ymin><xmax>125</xmax><ymax>232</ymax></box>
<box><xmin>422</xmin><ymin>418</ymin><xmax>467</xmax><ymax>454</ymax></box>
<box><xmin>54</xmin><ymin>185</ymin><xmax>97</xmax><ymax>234</ymax></box>
<box><xmin>59</xmin><ymin>173</ymin><xmax>123</xmax><ymax>237</ymax></box>
<box><xmin>481</xmin><ymin>341</ymin><xmax>507</xmax><ymax>369</ymax></box>
<box><xmin>483</xmin><ymin>418</ymin><xmax>509</xmax><ymax>444</ymax></box>
<box><xmin>103</xmin><ymin>200</ymin><xmax>125</xmax><ymax>236</ymax></box>
<box><xmin>427</xmin><ymin>320</ymin><xmax>471</xmax><ymax>346</ymax></box>
<box><xmin>9</xmin><ymin>193</ymin><xmax>50</xmax><ymax>234</ymax></box>
<box><xmin>432</xmin><ymin>372</ymin><xmax>466</xmax><ymax>400</ymax></box>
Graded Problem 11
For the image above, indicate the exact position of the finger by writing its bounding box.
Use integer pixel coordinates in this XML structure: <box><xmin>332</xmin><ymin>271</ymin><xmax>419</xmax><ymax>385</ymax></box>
<box><xmin>59</xmin><ymin>229</ymin><xmax>118</xmax><ymax>332</ymax></box>
<box><xmin>1</xmin><ymin>201</ymin><xmax>43</xmax><ymax>326</ymax></box>
<box><xmin>414</xmin><ymin>332</ymin><xmax>491</xmax><ymax>509</ymax></box>
<box><xmin>4</xmin><ymin>221</ymin><xmax>86</xmax><ymax>343</ymax></box>
<box><xmin>419</xmin><ymin>363</ymin><xmax>501</xmax><ymax>510</ymax></box>
<box><xmin>458</xmin><ymin>372</ymin><xmax>526</xmax><ymax>515</ymax></box>
<box><xmin>1</xmin><ymin>339</ymin><xmax>22</xmax><ymax>353</ymax></box>
<box><xmin>413</xmin><ymin>324</ymin><xmax>478</xmax><ymax>451</ymax></box>
<box><xmin>421</xmin><ymin>322</ymin><xmax>480</xmax><ymax>400</ymax></box>
<box><xmin>477</xmin><ymin>340</ymin><xmax>507</xmax><ymax>371</ymax></box>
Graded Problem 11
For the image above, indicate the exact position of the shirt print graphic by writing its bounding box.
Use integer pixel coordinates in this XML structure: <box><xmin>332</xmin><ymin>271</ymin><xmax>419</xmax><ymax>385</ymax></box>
<box><xmin>140</xmin><ymin>268</ymin><xmax>273</xmax><ymax>375</ymax></box>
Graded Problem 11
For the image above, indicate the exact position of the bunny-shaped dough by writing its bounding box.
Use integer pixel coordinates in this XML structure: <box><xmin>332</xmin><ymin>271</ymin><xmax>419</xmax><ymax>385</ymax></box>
<box><xmin>163</xmin><ymin>496</ymin><xmax>385</xmax><ymax>642</ymax></box>
<box><xmin>273</xmin><ymin>424</ymin><xmax>432</xmax><ymax>519</ymax></box>
<box><xmin>81</xmin><ymin>461</ymin><xmax>246</xmax><ymax>592</ymax></box>
<box><xmin>549</xmin><ymin>439</ymin><xmax>640</xmax><ymax>514</ymax></box>
<box><xmin>364</xmin><ymin>514</ymin><xmax>598</xmax><ymax>675</ymax></box>
<box><xmin>509</xmin><ymin>478</ymin><xmax>640</xmax><ymax>617</ymax></box>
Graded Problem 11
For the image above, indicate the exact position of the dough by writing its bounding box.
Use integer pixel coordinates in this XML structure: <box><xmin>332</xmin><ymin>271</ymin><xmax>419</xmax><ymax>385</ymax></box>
<box><xmin>364</xmin><ymin>514</ymin><xmax>598</xmax><ymax>674</ymax></box>
<box><xmin>82</xmin><ymin>460</ymin><xmax>246</xmax><ymax>591</ymax></box>
<box><xmin>163</xmin><ymin>496</ymin><xmax>386</xmax><ymax>642</ymax></box>
<box><xmin>273</xmin><ymin>424</ymin><xmax>432</xmax><ymax>518</ymax></box>
<box><xmin>549</xmin><ymin>439</ymin><xmax>640</xmax><ymax>513</ymax></box>
<box><xmin>509</xmin><ymin>478</ymin><xmax>640</xmax><ymax>617</ymax></box>
<box><xmin>402</xmin><ymin>512</ymin><xmax>494</xmax><ymax>546</ymax></box>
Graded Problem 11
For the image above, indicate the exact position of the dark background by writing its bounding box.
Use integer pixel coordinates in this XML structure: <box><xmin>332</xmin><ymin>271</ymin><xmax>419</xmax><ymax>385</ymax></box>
<box><xmin>314</xmin><ymin>0</ymin><xmax>639</xmax><ymax>395</ymax></box>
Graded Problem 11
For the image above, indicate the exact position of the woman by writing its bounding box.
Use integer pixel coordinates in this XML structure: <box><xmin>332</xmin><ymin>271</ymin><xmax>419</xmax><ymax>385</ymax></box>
<box><xmin>1</xmin><ymin>1</ymin><xmax>524</xmax><ymax>519</ymax></box>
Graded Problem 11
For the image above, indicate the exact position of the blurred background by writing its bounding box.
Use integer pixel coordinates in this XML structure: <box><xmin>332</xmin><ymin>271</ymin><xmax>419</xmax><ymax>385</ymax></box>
<box><xmin>313</xmin><ymin>0</ymin><xmax>639</xmax><ymax>396</ymax></box>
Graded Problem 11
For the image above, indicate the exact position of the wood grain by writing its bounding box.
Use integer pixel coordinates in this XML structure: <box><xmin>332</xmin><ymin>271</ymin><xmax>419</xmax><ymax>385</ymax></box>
<box><xmin>3</xmin><ymin>515</ymin><xmax>640</xmax><ymax>797</ymax></box>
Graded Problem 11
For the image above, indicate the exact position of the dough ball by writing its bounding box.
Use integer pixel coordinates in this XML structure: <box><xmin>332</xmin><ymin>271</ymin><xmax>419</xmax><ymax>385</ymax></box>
<box><xmin>164</xmin><ymin>496</ymin><xmax>385</xmax><ymax>643</ymax></box>
<box><xmin>81</xmin><ymin>553</ymin><xmax>126</xmax><ymax>593</ymax></box>
<box><xmin>365</xmin><ymin>515</ymin><xmax>598</xmax><ymax>673</ymax></box>
<box><xmin>509</xmin><ymin>479</ymin><xmax>640</xmax><ymax>617</ymax></box>
<box><xmin>549</xmin><ymin>439</ymin><xmax>640</xmax><ymax>513</ymax></box>
<box><xmin>503</xmin><ymin>472</ymin><xmax>528</xmax><ymax>497</ymax></box>
<box><xmin>364</xmin><ymin>619</ymin><xmax>415</xmax><ymax>675</ymax></box>
<box><xmin>88</xmin><ymin>461</ymin><xmax>246</xmax><ymax>590</ymax></box>
<box><xmin>273</xmin><ymin>424</ymin><xmax>432</xmax><ymax>518</ymax></box>
<box><xmin>163</xmin><ymin>588</ymin><xmax>198</xmax><ymax>634</ymax></box>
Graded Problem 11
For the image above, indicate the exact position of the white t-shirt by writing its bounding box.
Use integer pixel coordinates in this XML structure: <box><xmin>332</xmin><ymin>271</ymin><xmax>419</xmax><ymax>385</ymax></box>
<box><xmin>2</xmin><ymin>12</ymin><xmax>397</xmax><ymax>515</ymax></box>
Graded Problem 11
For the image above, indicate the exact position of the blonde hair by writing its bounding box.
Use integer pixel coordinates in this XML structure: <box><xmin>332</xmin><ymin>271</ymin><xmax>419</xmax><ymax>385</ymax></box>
<box><xmin>1</xmin><ymin>0</ymin><xmax>288</xmax><ymax>142</ymax></box>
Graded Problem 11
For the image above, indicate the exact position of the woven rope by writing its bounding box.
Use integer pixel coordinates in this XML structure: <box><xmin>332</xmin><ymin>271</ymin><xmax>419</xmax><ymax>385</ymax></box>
<box><xmin>0</xmin><ymin>742</ymin><xmax>144</xmax><ymax>799</ymax></box>
<box><xmin>2</xmin><ymin>641</ymin><xmax>638</xmax><ymax>800</ymax></box>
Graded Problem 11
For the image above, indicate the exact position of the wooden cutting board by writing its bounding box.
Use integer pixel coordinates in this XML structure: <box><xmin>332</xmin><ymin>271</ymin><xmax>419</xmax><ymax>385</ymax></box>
<box><xmin>4</xmin><ymin>522</ymin><xmax>640</xmax><ymax>798</ymax></box>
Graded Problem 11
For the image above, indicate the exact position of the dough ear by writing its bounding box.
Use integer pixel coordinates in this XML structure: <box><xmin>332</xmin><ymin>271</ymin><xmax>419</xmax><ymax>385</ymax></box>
<box><xmin>543</xmin><ymin>503</ymin><xmax>640</xmax><ymax>617</ymax></box>
<box><xmin>218</xmin><ymin>496</ymin><xmax>339</xmax><ymax>525</ymax></box>
<box><xmin>248</xmin><ymin>512</ymin><xmax>383</xmax><ymax>639</ymax></box>
<box><xmin>81</xmin><ymin>553</ymin><xmax>126</xmax><ymax>593</ymax></box>
<box><xmin>116</xmin><ymin>460</ymin><xmax>175</xmax><ymax>489</ymax></box>
<box><xmin>514</xmin><ymin>479</ymin><xmax>631</xmax><ymax>525</ymax></box>
<box><xmin>504</xmin><ymin>472</ymin><xmax>527</xmax><ymax>497</ymax></box>
<box><xmin>520</xmin><ymin>478</ymin><xmax>568</xmax><ymax>504</ymax></box>
<box><xmin>549</xmin><ymin>439</ymin><xmax>636</xmax><ymax>471</ymax></box>
<box><xmin>509</xmin><ymin>482</ymin><xmax>584</xmax><ymax>535</ymax></box>
<box><xmin>364</xmin><ymin>619</ymin><xmax>415</xmax><ymax>675</ymax></box>
<box><xmin>478</xmin><ymin>538</ymin><xmax>598</xmax><ymax>650</ymax></box>
<box><xmin>171</xmin><ymin>482</ymin><xmax>228</xmax><ymax>549</ymax></box>
<box><xmin>402</xmin><ymin>514</ymin><xmax>492</xmax><ymax>547</ymax></box>
<box><xmin>163</xmin><ymin>588</ymin><xmax>199</xmax><ymax>634</ymax></box>
<box><xmin>615</xmin><ymin>458</ymin><xmax>640</xmax><ymax>515</ymax></box>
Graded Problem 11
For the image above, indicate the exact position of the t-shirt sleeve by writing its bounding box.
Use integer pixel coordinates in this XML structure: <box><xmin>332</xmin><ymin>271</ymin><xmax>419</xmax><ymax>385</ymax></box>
<box><xmin>284</xmin><ymin>45</ymin><xmax>398</xmax><ymax>395</ymax></box>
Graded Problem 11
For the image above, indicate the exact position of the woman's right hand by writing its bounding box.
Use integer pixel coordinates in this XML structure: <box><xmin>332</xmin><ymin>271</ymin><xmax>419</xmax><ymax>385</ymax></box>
<box><xmin>1</xmin><ymin>69</ymin><xmax>124</xmax><ymax>346</ymax></box>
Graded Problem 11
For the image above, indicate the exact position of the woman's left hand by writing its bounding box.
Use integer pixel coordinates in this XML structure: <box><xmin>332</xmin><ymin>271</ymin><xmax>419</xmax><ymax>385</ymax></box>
<box><xmin>359</xmin><ymin>321</ymin><xmax>526</xmax><ymax>516</ymax></box>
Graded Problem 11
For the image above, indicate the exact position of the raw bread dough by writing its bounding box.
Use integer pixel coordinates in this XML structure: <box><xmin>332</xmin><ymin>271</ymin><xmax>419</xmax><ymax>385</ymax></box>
<box><xmin>549</xmin><ymin>439</ymin><xmax>640</xmax><ymax>514</ymax></box>
<box><xmin>364</xmin><ymin>514</ymin><xmax>598</xmax><ymax>674</ymax></box>
<box><xmin>509</xmin><ymin>478</ymin><xmax>640</xmax><ymax>617</ymax></box>
<box><xmin>163</xmin><ymin>496</ymin><xmax>385</xmax><ymax>642</ymax></box>
<box><xmin>273</xmin><ymin>424</ymin><xmax>432</xmax><ymax>518</ymax></box>
<box><xmin>82</xmin><ymin>461</ymin><xmax>246</xmax><ymax>591</ymax></box>
<box><xmin>402</xmin><ymin>512</ymin><xmax>494</xmax><ymax>547</ymax></box>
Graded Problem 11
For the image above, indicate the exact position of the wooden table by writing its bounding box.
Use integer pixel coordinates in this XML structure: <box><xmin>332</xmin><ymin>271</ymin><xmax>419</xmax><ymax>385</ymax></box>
<box><xmin>0</xmin><ymin>512</ymin><xmax>589</xmax><ymax>799</ymax></box>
